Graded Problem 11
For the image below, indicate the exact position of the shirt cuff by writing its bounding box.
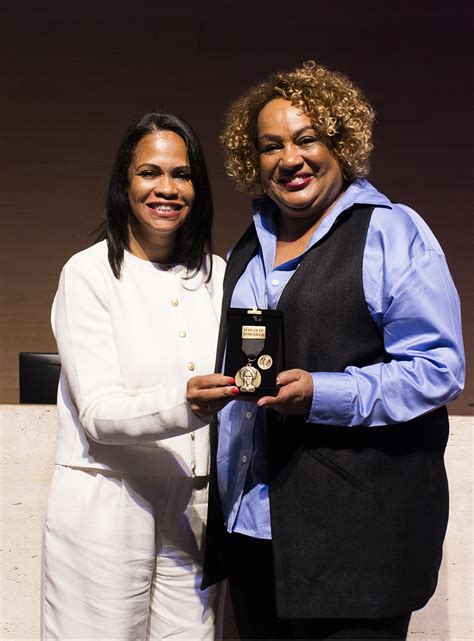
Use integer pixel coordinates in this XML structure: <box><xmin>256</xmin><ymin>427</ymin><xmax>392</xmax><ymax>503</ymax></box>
<box><xmin>308</xmin><ymin>372</ymin><xmax>356</xmax><ymax>425</ymax></box>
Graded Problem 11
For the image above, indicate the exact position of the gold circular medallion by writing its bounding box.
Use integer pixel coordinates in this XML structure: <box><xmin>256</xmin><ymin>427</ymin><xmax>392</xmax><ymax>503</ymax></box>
<box><xmin>257</xmin><ymin>354</ymin><xmax>273</xmax><ymax>370</ymax></box>
<box><xmin>235</xmin><ymin>365</ymin><xmax>261</xmax><ymax>392</ymax></box>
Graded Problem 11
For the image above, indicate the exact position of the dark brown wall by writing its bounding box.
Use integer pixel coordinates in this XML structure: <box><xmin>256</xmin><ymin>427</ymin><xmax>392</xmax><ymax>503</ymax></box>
<box><xmin>1</xmin><ymin>0</ymin><xmax>472</xmax><ymax>414</ymax></box>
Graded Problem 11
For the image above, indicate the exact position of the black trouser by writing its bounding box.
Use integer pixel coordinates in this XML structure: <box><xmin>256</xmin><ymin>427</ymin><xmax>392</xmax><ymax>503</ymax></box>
<box><xmin>227</xmin><ymin>533</ymin><xmax>411</xmax><ymax>640</ymax></box>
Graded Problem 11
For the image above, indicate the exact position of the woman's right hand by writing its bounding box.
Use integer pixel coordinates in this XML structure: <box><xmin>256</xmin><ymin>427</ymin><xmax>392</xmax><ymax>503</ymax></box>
<box><xmin>187</xmin><ymin>374</ymin><xmax>239</xmax><ymax>419</ymax></box>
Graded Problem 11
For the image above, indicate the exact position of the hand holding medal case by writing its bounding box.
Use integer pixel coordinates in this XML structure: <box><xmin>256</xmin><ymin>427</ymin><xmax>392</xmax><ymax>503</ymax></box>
<box><xmin>224</xmin><ymin>308</ymin><xmax>284</xmax><ymax>399</ymax></box>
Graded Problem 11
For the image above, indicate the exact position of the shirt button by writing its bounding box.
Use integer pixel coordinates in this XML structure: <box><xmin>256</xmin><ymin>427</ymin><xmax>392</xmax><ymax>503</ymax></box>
<box><xmin>271</xmin><ymin>278</ymin><xmax>279</xmax><ymax>286</ymax></box>
<box><xmin>191</xmin><ymin>432</ymin><xmax>195</xmax><ymax>440</ymax></box>
<box><xmin>178</xmin><ymin>330</ymin><xmax>187</xmax><ymax>338</ymax></box>
<box><xmin>187</xmin><ymin>362</ymin><xmax>195</xmax><ymax>371</ymax></box>
<box><xmin>242</xmin><ymin>455</ymin><xmax>248</xmax><ymax>464</ymax></box>
<box><xmin>170</xmin><ymin>298</ymin><xmax>179</xmax><ymax>306</ymax></box>
<box><xmin>191</xmin><ymin>463</ymin><xmax>196</xmax><ymax>474</ymax></box>
<box><xmin>246</xmin><ymin>411</ymin><xmax>253</xmax><ymax>419</ymax></box>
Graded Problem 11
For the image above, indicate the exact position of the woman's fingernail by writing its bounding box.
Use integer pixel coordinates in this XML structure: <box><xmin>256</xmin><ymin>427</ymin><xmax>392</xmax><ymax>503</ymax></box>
<box><xmin>231</xmin><ymin>387</ymin><xmax>239</xmax><ymax>395</ymax></box>
<box><xmin>228</xmin><ymin>377</ymin><xmax>235</xmax><ymax>384</ymax></box>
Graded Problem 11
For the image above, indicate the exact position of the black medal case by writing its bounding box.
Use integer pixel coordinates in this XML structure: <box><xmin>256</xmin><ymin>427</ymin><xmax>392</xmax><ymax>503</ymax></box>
<box><xmin>223</xmin><ymin>307</ymin><xmax>284</xmax><ymax>399</ymax></box>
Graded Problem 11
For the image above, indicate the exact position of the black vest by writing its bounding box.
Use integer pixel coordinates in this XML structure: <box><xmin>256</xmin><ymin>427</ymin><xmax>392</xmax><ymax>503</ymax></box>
<box><xmin>203</xmin><ymin>205</ymin><xmax>449</xmax><ymax>619</ymax></box>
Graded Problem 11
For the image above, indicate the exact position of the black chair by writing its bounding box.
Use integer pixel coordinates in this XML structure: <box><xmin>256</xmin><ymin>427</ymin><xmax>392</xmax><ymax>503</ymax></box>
<box><xmin>19</xmin><ymin>352</ymin><xmax>61</xmax><ymax>404</ymax></box>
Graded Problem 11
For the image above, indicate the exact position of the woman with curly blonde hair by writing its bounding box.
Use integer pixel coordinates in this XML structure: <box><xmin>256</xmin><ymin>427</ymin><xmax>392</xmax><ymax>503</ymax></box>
<box><xmin>187</xmin><ymin>61</ymin><xmax>464</xmax><ymax>639</ymax></box>
<box><xmin>221</xmin><ymin>60</ymin><xmax>373</xmax><ymax>190</ymax></box>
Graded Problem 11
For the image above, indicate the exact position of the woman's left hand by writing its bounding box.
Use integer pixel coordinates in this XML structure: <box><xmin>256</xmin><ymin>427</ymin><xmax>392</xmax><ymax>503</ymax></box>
<box><xmin>257</xmin><ymin>369</ymin><xmax>314</xmax><ymax>415</ymax></box>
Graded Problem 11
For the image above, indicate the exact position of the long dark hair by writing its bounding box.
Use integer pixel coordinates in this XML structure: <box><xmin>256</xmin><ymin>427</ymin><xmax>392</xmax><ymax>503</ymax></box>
<box><xmin>96</xmin><ymin>113</ymin><xmax>213</xmax><ymax>279</ymax></box>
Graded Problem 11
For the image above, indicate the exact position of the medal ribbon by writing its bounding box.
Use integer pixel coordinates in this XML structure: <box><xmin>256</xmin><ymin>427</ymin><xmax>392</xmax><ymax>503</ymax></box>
<box><xmin>242</xmin><ymin>337</ymin><xmax>265</xmax><ymax>361</ymax></box>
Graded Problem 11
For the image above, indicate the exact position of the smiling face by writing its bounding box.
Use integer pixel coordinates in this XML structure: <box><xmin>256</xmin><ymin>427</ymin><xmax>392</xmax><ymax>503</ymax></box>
<box><xmin>257</xmin><ymin>98</ymin><xmax>344</xmax><ymax>229</ymax></box>
<box><xmin>127</xmin><ymin>130</ymin><xmax>195</xmax><ymax>261</ymax></box>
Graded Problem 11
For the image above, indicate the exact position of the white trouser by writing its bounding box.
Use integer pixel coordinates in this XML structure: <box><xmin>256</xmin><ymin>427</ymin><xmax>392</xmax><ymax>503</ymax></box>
<box><xmin>42</xmin><ymin>465</ymin><xmax>221</xmax><ymax>640</ymax></box>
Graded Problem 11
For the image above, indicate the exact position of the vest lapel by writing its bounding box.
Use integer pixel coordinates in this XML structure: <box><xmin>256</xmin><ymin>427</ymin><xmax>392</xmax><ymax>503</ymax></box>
<box><xmin>214</xmin><ymin>223</ymin><xmax>259</xmax><ymax>371</ymax></box>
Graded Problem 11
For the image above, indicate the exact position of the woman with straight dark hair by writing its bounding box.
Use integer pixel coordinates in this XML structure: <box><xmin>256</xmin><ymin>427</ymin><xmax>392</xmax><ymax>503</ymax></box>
<box><xmin>42</xmin><ymin>112</ymin><xmax>234</xmax><ymax>639</ymax></box>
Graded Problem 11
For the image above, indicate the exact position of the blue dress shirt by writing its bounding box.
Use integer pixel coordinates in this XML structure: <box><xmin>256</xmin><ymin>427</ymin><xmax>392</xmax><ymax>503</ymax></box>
<box><xmin>217</xmin><ymin>179</ymin><xmax>465</xmax><ymax>539</ymax></box>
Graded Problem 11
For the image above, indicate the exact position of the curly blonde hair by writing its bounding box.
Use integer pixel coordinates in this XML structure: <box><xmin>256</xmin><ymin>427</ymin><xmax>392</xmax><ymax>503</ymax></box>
<box><xmin>220</xmin><ymin>60</ymin><xmax>374</xmax><ymax>192</ymax></box>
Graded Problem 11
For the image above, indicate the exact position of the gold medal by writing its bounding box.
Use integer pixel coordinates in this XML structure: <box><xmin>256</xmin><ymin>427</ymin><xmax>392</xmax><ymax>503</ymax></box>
<box><xmin>257</xmin><ymin>355</ymin><xmax>273</xmax><ymax>370</ymax></box>
<box><xmin>235</xmin><ymin>365</ymin><xmax>262</xmax><ymax>392</ymax></box>
<box><xmin>235</xmin><ymin>316</ymin><xmax>266</xmax><ymax>392</ymax></box>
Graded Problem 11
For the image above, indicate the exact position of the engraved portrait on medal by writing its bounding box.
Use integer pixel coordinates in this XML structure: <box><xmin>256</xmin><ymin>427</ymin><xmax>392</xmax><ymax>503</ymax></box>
<box><xmin>235</xmin><ymin>364</ymin><xmax>262</xmax><ymax>392</ymax></box>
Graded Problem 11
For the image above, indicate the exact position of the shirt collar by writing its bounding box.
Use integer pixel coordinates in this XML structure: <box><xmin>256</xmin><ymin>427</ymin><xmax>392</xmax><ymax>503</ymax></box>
<box><xmin>251</xmin><ymin>178</ymin><xmax>392</xmax><ymax>251</ymax></box>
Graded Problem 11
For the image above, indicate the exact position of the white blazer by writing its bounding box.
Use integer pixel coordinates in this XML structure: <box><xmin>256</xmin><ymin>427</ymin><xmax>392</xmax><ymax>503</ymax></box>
<box><xmin>52</xmin><ymin>240</ymin><xmax>225</xmax><ymax>477</ymax></box>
